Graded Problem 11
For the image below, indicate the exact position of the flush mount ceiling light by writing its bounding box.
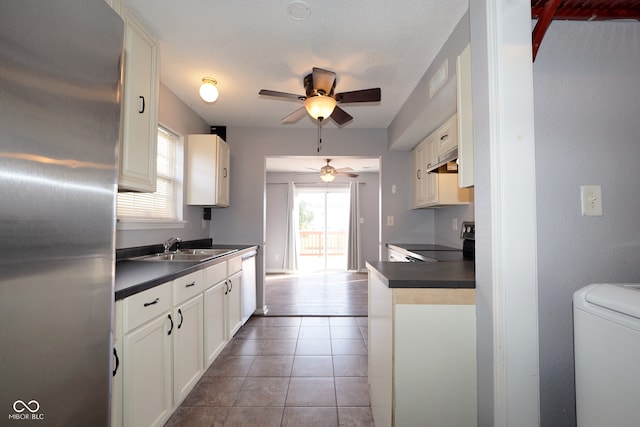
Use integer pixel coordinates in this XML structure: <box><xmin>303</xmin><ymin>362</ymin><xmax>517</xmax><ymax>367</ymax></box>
<box><xmin>304</xmin><ymin>95</ymin><xmax>336</xmax><ymax>121</ymax></box>
<box><xmin>199</xmin><ymin>77</ymin><xmax>219</xmax><ymax>103</ymax></box>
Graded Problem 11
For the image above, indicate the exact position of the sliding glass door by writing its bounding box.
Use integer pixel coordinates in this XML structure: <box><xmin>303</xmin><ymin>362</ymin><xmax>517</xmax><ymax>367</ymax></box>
<box><xmin>296</xmin><ymin>187</ymin><xmax>350</xmax><ymax>271</ymax></box>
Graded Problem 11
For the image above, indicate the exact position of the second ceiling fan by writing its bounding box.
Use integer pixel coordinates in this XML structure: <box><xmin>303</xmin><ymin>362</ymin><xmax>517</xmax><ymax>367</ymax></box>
<box><xmin>259</xmin><ymin>67</ymin><xmax>381</xmax><ymax>126</ymax></box>
<box><xmin>307</xmin><ymin>159</ymin><xmax>359</xmax><ymax>183</ymax></box>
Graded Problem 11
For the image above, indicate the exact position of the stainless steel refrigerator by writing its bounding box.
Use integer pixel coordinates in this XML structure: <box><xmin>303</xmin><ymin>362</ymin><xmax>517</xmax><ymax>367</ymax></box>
<box><xmin>0</xmin><ymin>1</ymin><xmax>123</xmax><ymax>425</ymax></box>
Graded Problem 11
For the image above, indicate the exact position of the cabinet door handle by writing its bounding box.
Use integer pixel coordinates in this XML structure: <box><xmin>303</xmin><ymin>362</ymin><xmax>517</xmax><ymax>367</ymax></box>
<box><xmin>186</xmin><ymin>281</ymin><xmax>196</xmax><ymax>288</ymax></box>
<box><xmin>112</xmin><ymin>347</ymin><xmax>119</xmax><ymax>377</ymax></box>
<box><xmin>178</xmin><ymin>308</ymin><xmax>184</xmax><ymax>329</ymax></box>
<box><xmin>167</xmin><ymin>314</ymin><xmax>174</xmax><ymax>335</ymax></box>
<box><xmin>143</xmin><ymin>298</ymin><xmax>159</xmax><ymax>307</ymax></box>
<box><xmin>228</xmin><ymin>280</ymin><xmax>233</xmax><ymax>293</ymax></box>
<box><xmin>138</xmin><ymin>95</ymin><xmax>145</xmax><ymax>114</ymax></box>
<box><xmin>417</xmin><ymin>169</ymin><xmax>421</xmax><ymax>180</ymax></box>
<box><xmin>224</xmin><ymin>280</ymin><xmax>229</xmax><ymax>295</ymax></box>
<box><xmin>440</xmin><ymin>133</ymin><xmax>449</xmax><ymax>141</ymax></box>
<box><xmin>223</xmin><ymin>167</ymin><xmax>228</xmax><ymax>178</ymax></box>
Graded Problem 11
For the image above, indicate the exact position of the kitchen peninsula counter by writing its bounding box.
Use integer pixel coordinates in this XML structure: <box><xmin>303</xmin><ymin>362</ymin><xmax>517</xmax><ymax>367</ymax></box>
<box><xmin>366</xmin><ymin>260</ymin><xmax>475</xmax><ymax>289</ymax></box>
<box><xmin>367</xmin><ymin>258</ymin><xmax>476</xmax><ymax>426</ymax></box>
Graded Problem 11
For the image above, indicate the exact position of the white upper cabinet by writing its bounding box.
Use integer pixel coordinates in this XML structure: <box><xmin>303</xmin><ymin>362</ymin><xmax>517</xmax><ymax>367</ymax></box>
<box><xmin>435</xmin><ymin>114</ymin><xmax>458</xmax><ymax>156</ymax></box>
<box><xmin>186</xmin><ymin>135</ymin><xmax>230</xmax><ymax>207</ymax></box>
<box><xmin>116</xmin><ymin>2</ymin><xmax>159</xmax><ymax>192</ymax></box>
<box><xmin>456</xmin><ymin>43</ymin><xmax>474</xmax><ymax>188</ymax></box>
<box><xmin>412</xmin><ymin>117</ymin><xmax>470</xmax><ymax>208</ymax></box>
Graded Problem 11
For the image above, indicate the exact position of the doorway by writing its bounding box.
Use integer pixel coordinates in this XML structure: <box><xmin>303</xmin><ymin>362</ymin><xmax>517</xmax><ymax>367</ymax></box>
<box><xmin>296</xmin><ymin>186</ymin><xmax>350</xmax><ymax>272</ymax></box>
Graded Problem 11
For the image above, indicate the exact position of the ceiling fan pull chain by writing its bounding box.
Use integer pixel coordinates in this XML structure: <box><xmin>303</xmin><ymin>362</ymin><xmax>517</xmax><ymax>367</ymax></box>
<box><xmin>317</xmin><ymin>120</ymin><xmax>322</xmax><ymax>153</ymax></box>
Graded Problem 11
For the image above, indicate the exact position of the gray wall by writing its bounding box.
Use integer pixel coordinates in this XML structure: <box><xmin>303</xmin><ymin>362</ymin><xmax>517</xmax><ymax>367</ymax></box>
<box><xmin>116</xmin><ymin>83</ymin><xmax>211</xmax><ymax>249</ymax></box>
<box><xmin>534</xmin><ymin>20</ymin><xmax>640</xmax><ymax>426</ymax></box>
<box><xmin>265</xmin><ymin>171</ymin><xmax>380</xmax><ymax>272</ymax></box>
<box><xmin>209</xmin><ymin>127</ymin><xmax>435</xmax><ymax>312</ymax></box>
<box><xmin>387</xmin><ymin>9</ymin><xmax>475</xmax><ymax>248</ymax></box>
<box><xmin>388</xmin><ymin>11</ymin><xmax>470</xmax><ymax>151</ymax></box>
<box><xmin>434</xmin><ymin>196</ymin><xmax>475</xmax><ymax>248</ymax></box>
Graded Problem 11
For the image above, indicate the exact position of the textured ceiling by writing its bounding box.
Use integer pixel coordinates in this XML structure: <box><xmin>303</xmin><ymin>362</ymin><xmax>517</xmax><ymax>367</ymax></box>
<box><xmin>121</xmin><ymin>0</ymin><xmax>468</xmax><ymax>129</ymax></box>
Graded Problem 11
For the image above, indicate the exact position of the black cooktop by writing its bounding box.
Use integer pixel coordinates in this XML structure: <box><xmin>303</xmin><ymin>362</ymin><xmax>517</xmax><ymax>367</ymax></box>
<box><xmin>387</xmin><ymin>243</ymin><xmax>473</xmax><ymax>262</ymax></box>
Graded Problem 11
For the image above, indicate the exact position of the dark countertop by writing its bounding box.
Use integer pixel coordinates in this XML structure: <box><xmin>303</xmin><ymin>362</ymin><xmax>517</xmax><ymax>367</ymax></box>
<box><xmin>386</xmin><ymin>243</ymin><xmax>465</xmax><ymax>262</ymax></box>
<box><xmin>366</xmin><ymin>260</ymin><xmax>475</xmax><ymax>289</ymax></box>
<box><xmin>115</xmin><ymin>245</ymin><xmax>258</xmax><ymax>300</ymax></box>
<box><xmin>387</xmin><ymin>243</ymin><xmax>461</xmax><ymax>252</ymax></box>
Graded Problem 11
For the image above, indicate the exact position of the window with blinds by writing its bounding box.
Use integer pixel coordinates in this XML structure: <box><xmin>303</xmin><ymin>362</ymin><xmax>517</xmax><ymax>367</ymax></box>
<box><xmin>117</xmin><ymin>126</ymin><xmax>184</xmax><ymax>221</ymax></box>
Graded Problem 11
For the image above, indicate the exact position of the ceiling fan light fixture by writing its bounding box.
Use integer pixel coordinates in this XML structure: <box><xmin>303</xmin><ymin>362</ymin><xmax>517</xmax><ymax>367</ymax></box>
<box><xmin>304</xmin><ymin>95</ymin><xmax>336</xmax><ymax>121</ymax></box>
<box><xmin>199</xmin><ymin>77</ymin><xmax>219</xmax><ymax>103</ymax></box>
<box><xmin>320</xmin><ymin>164</ymin><xmax>337</xmax><ymax>182</ymax></box>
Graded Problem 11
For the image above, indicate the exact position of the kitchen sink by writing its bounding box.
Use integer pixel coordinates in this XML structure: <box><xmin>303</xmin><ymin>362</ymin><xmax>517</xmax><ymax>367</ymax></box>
<box><xmin>136</xmin><ymin>253</ymin><xmax>213</xmax><ymax>262</ymax></box>
<box><xmin>180</xmin><ymin>248</ymin><xmax>238</xmax><ymax>256</ymax></box>
<box><xmin>134</xmin><ymin>248</ymin><xmax>237</xmax><ymax>262</ymax></box>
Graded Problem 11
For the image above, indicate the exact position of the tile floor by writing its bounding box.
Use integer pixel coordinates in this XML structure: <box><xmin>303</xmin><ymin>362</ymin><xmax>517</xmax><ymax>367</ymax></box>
<box><xmin>165</xmin><ymin>316</ymin><xmax>374</xmax><ymax>427</ymax></box>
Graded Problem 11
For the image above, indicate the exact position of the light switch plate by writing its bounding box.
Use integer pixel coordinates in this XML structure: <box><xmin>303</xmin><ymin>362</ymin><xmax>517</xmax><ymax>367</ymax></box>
<box><xmin>580</xmin><ymin>185</ymin><xmax>602</xmax><ymax>216</ymax></box>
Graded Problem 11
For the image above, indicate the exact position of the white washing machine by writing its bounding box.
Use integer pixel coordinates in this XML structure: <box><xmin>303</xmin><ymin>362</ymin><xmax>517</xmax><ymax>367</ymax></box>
<box><xmin>573</xmin><ymin>283</ymin><xmax>640</xmax><ymax>427</ymax></box>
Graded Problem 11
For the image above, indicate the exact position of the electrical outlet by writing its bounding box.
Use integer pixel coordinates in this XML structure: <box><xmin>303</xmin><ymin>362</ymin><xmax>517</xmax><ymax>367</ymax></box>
<box><xmin>581</xmin><ymin>185</ymin><xmax>602</xmax><ymax>216</ymax></box>
<box><xmin>387</xmin><ymin>215</ymin><xmax>395</xmax><ymax>226</ymax></box>
<box><xmin>452</xmin><ymin>218</ymin><xmax>458</xmax><ymax>231</ymax></box>
<box><xmin>275</xmin><ymin>254</ymin><xmax>280</xmax><ymax>261</ymax></box>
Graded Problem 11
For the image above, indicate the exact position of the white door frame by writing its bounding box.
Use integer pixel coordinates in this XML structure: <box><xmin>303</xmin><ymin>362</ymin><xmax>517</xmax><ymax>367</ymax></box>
<box><xmin>471</xmin><ymin>0</ymin><xmax>541</xmax><ymax>425</ymax></box>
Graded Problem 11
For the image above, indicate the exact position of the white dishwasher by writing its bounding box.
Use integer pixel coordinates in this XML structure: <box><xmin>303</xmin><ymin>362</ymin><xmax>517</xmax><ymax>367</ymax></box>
<box><xmin>573</xmin><ymin>283</ymin><xmax>640</xmax><ymax>427</ymax></box>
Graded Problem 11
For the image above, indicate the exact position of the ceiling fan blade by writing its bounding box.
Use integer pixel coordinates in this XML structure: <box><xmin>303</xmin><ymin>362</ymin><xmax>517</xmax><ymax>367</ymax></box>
<box><xmin>311</xmin><ymin>67</ymin><xmax>336</xmax><ymax>95</ymax></box>
<box><xmin>259</xmin><ymin>89</ymin><xmax>305</xmax><ymax>101</ymax></box>
<box><xmin>282</xmin><ymin>107</ymin><xmax>308</xmax><ymax>124</ymax></box>
<box><xmin>329</xmin><ymin>106</ymin><xmax>353</xmax><ymax>126</ymax></box>
<box><xmin>335</xmin><ymin>88</ymin><xmax>381</xmax><ymax>103</ymax></box>
<box><xmin>335</xmin><ymin>167</ymin><xmax>354</xmax><ymax>172</ymax></box>
<box><xmin>337</xmin><ymin>171</ymin><xmax>359</xmax><ymax>178</ymax></box>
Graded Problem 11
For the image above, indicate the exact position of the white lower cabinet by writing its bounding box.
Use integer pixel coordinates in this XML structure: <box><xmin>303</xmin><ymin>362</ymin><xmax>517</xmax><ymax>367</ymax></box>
<box><xmin>226</xmin><ymin>257</ymin><xmax>243</xmax><ymax>338</ymax></box>
<box><xmin>173</xmin><ymin>294</ymin><xmax>204</xmax><ymax>405</ymax></box>
<box><xmin>204</xmin><ymin>280</ymin><xmax>227</xmax><ymax>367</ymax></box>
<box><xmin>226</xmin><ymin>270</ymin><xmax>242</xmax><ymax>338</ymax></box>
<box><xmin>113</xmin><ymin>255</ymin><xmax>248</xmax><ymax>426</ymax></box>
<box><xmin>368</xmin><ymin>269</ymin><xmax>477</xmax><ymax>427</ymax></box>
<box><xmin>204</xmin><ymin>262</ymin><xmax>228</xmax><ymax>367</ymax></box>
<box><xmin>172</xmin><ymin>271</ymin><xmax>205</xmax><ymax>405</ymax></box>
<box><xmin>122</xmin><ymin>282</ymin><xmax>173</xmax><ymax>427</ymax></box>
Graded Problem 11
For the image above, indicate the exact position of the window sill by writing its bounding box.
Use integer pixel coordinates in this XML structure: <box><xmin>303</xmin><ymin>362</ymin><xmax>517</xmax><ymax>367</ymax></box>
<box><xmin>116</xmin><ymin>219</ymin><xmax>187</xmax><ymax>231</ymax></box>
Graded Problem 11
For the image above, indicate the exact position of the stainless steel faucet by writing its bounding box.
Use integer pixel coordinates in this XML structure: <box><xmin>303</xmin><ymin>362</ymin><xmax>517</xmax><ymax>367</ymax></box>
<box><xmin>163</xmin><ymin>237</ymin><xmax>182</xmax><ymax>253</ymax></box>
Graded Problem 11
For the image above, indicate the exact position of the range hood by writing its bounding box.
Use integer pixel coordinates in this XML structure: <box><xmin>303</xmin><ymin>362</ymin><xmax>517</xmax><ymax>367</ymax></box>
<box><xmin>426</xmin><ymin>148</ymin><xmax>459</xmax><ymax>174</ymax></box>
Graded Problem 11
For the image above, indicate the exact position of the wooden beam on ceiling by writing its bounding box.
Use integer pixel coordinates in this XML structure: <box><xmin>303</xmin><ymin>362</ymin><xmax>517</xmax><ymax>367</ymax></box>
<box><xmin>531</xmin><ymin>0</ymin><xmax>640</xmax><ymax>61</ymax></box>
<box><xmin>532</xmin><ymin>0</ymin><xmax>563</xmax><ymax>61</ymax></box>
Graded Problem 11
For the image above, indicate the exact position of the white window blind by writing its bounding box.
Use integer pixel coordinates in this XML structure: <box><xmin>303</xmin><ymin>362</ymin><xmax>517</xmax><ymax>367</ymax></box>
<box><xmin>117</xmin><ymin>126</ymin><xmax>184</xmax><ymax>221</ymax></box>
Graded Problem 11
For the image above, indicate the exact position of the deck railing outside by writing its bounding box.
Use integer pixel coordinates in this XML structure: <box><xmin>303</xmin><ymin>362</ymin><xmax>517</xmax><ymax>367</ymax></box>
<box><xmin>298</xmin><ymin>230</ymin><xmax>347</xmax><ymax>256</ymax></box>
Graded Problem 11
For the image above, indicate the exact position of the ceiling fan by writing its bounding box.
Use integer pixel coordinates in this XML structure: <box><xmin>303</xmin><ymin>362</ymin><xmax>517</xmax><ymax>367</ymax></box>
<box><xmin>307</xmin><ymin>159</ymin><xmax>359</xmax><ymax>182</ymax></box>
<box><xmin>258</xmin><ymin>67</ymin><xmax>381</xmax><ymax>126</ymax></box>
